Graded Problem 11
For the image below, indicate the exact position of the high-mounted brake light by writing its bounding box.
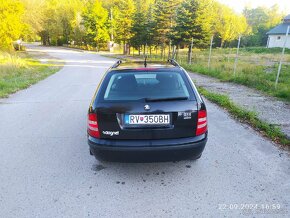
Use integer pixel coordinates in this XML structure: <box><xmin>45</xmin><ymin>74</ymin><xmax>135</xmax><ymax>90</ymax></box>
<box><xmin>196</xmin><ymin>110</ymin><xmax>207</xmax><ymax>136</ymax></box>
<box><xmin>88</xmin><ymin>113</ymin><xmax>100</xmax><ymax>138</ymax></box>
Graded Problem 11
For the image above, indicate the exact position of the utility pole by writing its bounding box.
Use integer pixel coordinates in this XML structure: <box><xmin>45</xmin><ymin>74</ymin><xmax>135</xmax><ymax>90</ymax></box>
<box><xmin>168</xmin><ymin>16</ymin><xmax>173</xmax><ymax>60</ymax></box>
<box><xmin>172</xmin><ymin>45</ymin><xmax>176</xmax><ymax>60</ymax></box>
<box><xmin>275</xmin><ymin>25</ymin><xmax>290</xmax><ymax>89</ymax></box>
<box><xmin>189</xmin><ymin>37</ymin><xmax>194</xmax><ymax>64</ymax></box>
<box><xmin>233</xmin><ymin>35</ymin><xmax>241</xmax><ymax>77</ymax></box>
<box><xmin>207</xmin><ymin>35</ymin><xmax>214</xmax><ymax>68</ymax></box>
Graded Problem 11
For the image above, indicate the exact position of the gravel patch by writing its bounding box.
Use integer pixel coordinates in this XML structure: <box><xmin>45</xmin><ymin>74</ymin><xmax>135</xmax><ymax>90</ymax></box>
<box><xmin>189</xmin><ymin>72</ymin><xmax>290</xmax><ymax>139</ymax></box>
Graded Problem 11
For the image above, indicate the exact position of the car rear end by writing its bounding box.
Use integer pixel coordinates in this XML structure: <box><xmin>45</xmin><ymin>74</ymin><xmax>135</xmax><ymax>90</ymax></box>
<box><xmin>87</xmin><ymin>62</ymin><xmax>207</xmax><ymax>162</ymax></box>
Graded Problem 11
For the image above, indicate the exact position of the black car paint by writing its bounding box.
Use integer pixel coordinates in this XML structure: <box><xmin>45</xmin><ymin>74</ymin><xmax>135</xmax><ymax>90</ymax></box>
<box><xmin>87</xmin><ymin>64</ymin><xmax>207</xmax><ymax>161</ymax></box>
<box><xmin>94</xmin><ymin>100</ymin><xmax>200</xmax><ymax>140</ymax></box>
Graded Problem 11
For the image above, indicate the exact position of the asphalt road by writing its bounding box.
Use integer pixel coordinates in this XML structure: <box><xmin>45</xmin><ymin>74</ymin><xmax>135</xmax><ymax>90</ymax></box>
<box><xmin>0</xmin><ymin>45</ymin><xmax>289</xmax><ymax>218</ymax></box>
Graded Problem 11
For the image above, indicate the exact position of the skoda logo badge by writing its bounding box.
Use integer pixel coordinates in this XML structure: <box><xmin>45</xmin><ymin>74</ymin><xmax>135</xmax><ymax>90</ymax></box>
<box><xmin>144</xmin><ymin>105</ymin><xmax>150</xmax><ymax>111</ymax></box>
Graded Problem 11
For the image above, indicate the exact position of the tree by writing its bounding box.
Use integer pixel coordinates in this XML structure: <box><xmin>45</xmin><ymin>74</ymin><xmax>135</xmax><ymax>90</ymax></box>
<box><xmin>144</xmin><ymin>2</ymin><xmax>156</xmax><ymax>54</ymax></box>
<box><xmin>83</xmin><ymin>0</ymin><xmax>109</xmax><ymax>49</ymax></box>
<box><xmin>243</xmin><ymin>5</ymin><xmax>284</xmax><ymax>46</ymax></box>
<box><xmin>3</xmin><ymin>0</ymin><xmax>278</xmax><ymax>51</ymax></box>
<box><xmin>0</xmin><ymin>0</ymin><xmax>25</xmax><ymax>50</ymax></box>
<box><xmin>153</xmin><ymin>0</ymin><xmax>181</xmax><ymax>57</ymax></box>
<box><xmin>214</xmin><ymin>3</ymin><xmax>249</xmax><ymax>47</ymax></box>
<box><xmin>130</xmin><ymin>0</ymin><xmax>155</xmax><ymax>54</ymax></box>
<box><xmin>39</xmin><ymin>0</ymin><xmax>84</xmax><ymax>46</ymax></box>
<box><xmin>173</xmin><ymin>0</ymin><xmax>215</xmax><ymax>61</ymax></box>
<box><xmin>173</xmin><ymin>0</ymin><xmax>199</xmax><ymax>60</ymax></box>
<box><xmin>60</xmin><ymin>0</ymin><xmax>85</xmax><ymax>44</ymax></box>
<box><xmin>20</xmin><ymin>0</ymin><xmax>46</xmax><ymax>41</ymax></box>
<box><xmin>130</xmin><ymin>10</ymin><xmax>147</xmax><ymax>54</ymax></box>
<box><xmin>112</xmin><ymin>0</ymin><xmax>135</xmax><ymax>54</ymax></box>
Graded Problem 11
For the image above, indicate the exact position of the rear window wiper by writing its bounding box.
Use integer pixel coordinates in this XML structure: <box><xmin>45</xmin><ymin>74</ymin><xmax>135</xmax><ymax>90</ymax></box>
<box><xmin>145</xmin><ymin>97</ymin><xmax>188</xmax><ymax>102</ymax></box>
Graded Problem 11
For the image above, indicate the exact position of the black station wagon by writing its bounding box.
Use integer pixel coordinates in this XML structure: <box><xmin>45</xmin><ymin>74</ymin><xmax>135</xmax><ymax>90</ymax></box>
<box><xmin>87</xmin><ymin>59</ymin><xmax>207</xmax><ymax>162</ymax></box>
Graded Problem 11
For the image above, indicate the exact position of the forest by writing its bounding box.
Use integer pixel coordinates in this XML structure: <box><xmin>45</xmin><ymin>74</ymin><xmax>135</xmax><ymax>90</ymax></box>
<box><xmin>0</xmin><ymin>0</ymin><xmax>286</xmax><ymax>55</ymax></box>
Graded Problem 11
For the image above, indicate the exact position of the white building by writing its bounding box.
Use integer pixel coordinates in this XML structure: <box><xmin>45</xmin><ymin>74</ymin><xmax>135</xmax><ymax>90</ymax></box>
<box><xmin>267</xmin><ymin>14</ymin><xmax>290</xmax><ymax>49</ymax></box>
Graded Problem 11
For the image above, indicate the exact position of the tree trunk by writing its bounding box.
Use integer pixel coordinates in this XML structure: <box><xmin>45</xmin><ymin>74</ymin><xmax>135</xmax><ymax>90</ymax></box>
<box><xmin>143</xmin><ymin>44</ymin><xmax>146</xmax><ymax>56</ymax></box>
<box><xmin>220</xmin><ymin>39</ymin><xmax>224</xmax><ymax>48</ymax></box>
<box><xmin>123</xmin><ymin>43</ymin><xmax>129</xmax><ymax>55</ymax></box>
<box><xmin>123</xmin><ymin>42</ymin><xmax>126</xmax><ymax>55</ymax></box>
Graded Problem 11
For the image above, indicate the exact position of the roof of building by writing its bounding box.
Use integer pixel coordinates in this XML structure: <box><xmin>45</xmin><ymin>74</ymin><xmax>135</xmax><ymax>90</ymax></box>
<box><xmin>267</xmin><ymin>23</ymin><xmax>290</xmax><ymax>35</ymax></box>
<box><xmin>267</xmin><ymin>14</ymin><xmax>290</xmax><ymax>35</ymax></box>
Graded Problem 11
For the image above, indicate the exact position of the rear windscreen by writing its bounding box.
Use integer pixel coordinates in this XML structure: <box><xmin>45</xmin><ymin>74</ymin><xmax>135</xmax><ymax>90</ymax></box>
<box><xmin>101</xmin><ymin>71</ymin><xmax>193</xmax><ymax>101</ymax></box>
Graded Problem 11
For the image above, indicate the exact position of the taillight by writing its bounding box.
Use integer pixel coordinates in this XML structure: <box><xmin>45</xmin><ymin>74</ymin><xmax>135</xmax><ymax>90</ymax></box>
<box><xmin>196</xmin><ymin>110</ymin><xmax>207</xmax><ymax>136</ymax></box>
<box><xmin>88</xmin><ymin>113</ymin><xmax>100</xmax><ymax>138</ymax></box>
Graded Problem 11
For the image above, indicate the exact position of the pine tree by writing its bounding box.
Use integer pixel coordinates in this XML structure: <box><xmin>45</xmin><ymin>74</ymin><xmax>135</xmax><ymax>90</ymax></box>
<box><xmin>173</xmin><ymin>0</ymin><xmax>215</xmax><ymax>61</ymax></box>
<box><xmin>145</xmin><ymin>2</ymin><xmax>156</xmax><ymax>54</ymax></box>
<box><xmin>130</xmin><ymin>0</ymin><xmax>155</xmax><ymax>55</ymax></box>
<box><xmin>153</xmin><ymin>0</ymin><xmax>181</xmax><ymax>57</ymax></box>
<box><xmin>113</xmin><ymin>0</ymin><xmax>135</xmax><ymax>54</ymax></box>
<box><xmin>130</xmin><ymin>0</ymin><xmax>147</xmax><ymax>54</ymax></box>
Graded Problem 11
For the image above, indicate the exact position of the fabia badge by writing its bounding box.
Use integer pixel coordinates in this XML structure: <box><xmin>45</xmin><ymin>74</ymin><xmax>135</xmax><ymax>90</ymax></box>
<box><xmin>144</xmin><ymin>104</ymin><xmax>150</xmax><ymax>111</ymax></box>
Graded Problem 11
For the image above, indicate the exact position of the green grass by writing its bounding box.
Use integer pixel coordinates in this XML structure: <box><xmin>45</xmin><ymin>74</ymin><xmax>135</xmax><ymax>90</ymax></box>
<box><xmin>242</xmin><ymin>47</ymin><xmax>290</xmax><ymax>54</ymax></box>
<box><xmin>0</xmin><ymin>52</ymin><xmax>61</xmax><ymax>98</ymax></box>
<box><xmin>179</xmin><ymin>48</ymin><xmax>290</xmax><ymax>102</ymax></box>
<box><xmin>183</xmin><ymin>62</ymin><xmax>290</xmax><ymax>102</ymax></box>
<box><xmin>198</xmin><ymin>87</ymin><xmax>290</xmax><ymax>146</ymax></box>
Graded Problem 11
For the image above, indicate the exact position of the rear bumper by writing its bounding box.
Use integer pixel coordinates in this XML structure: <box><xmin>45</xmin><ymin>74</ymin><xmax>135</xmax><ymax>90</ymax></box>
<box><xmin>88</xmin><ymin>134</ymin><xmax>207</xmax><ymax>161</ymax></box>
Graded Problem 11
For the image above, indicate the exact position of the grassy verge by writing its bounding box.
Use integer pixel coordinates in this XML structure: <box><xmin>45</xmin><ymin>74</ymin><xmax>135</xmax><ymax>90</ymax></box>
<box><xmin>0</xmin><ymin>51</ymin><xmax>61</xmax><ymax>98</ymax></box>
<box><xmin>183</xmin><ymin>63</ymin><xmax>290</xmax><ymax>102</ymax></box>
<box><xmin>198</xmin><ymin>87</ymin><xmax>290</xmax><ymax>147</ymax></box>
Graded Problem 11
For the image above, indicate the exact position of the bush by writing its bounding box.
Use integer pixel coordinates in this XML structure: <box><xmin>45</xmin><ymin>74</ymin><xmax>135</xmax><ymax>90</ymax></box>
<box><xmin>13</xmin><ymin>43</ymin><xmax>26</xmax><ymax>51</ymax></box>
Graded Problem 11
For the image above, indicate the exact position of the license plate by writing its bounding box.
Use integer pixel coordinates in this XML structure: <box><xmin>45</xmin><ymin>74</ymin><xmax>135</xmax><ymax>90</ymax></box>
<box><xmin>125</xmin><ymin>114</ymin><xmax>170</xmax><ymax>125</ymax></box>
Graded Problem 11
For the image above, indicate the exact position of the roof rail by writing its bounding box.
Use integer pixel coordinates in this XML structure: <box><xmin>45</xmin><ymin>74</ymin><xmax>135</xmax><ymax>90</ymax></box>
<box><xmin>167</xmin><ymin>59</ymin><xmax>180</xmax><ymax>67</ymax></box>
<box><xmin>111</xmin><ymin>60</ymin><xmax>122</xmax><ymax>68</ymax></box>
